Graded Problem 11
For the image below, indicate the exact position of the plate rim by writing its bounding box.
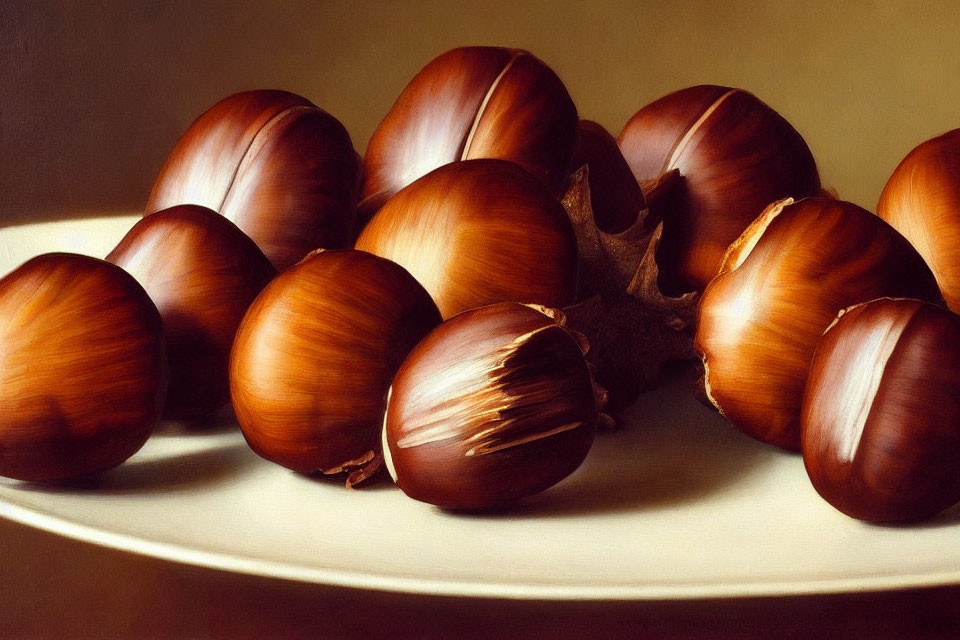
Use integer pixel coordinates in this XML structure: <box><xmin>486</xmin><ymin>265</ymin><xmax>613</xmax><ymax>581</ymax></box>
<box><xmin>3</xmin><ymin>497</ymin><xmax>960</xmax><ymax>600</ymax></box>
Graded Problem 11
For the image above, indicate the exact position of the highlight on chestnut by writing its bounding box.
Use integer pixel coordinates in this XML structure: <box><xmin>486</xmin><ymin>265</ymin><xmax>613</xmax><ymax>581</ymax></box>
<box><xmin>0</xmin><ymin>254</ymin><xmax>167</xmax><ymax>482</ymax></box>
<box><xmin>229</xmin><ymin>249</ymin><xmax>441</xmax><ymax>487</ymax></box>
<box><xmin>618</xmin><ymin>85</ymin><xmax>821</xmax><ymax>295</ymax></box>
<box><xmin>382</xmin><ymin>302</ymin><xmax>601</xmax><ymax>510</ymax></box>
<box><xmin>695</xmin><ymin>196</ymin><xmax>942</xmax><ymax>452</ymax></box>
<box><xmin>355</xmin><ymin>158</ymin><xmax>579</xmax><ymax>319</ymax></box>
<box><xmin>802</xmin><ymin>298</ymin><xmax>960</xmax><ymax>523</ymax></box>
<box><xmin>107</xmin><ymin>204</ymin><xmax>276</xmax><ymax>420</ymax></box>
<box><xmin>146</xmin><ymin>90</ymin><xmax>361</xmax><ymax>271</ymax></box>
<box><xmin>358</xmin><ymin>46</ymin><xmax>578</xmax><ymax>227</ymax></box>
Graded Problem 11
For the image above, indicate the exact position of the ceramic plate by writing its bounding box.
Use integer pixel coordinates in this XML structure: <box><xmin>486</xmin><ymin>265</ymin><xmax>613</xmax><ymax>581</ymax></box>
<box><xmin>1</xmin><ymin>216</ymin><xmax>959</xmax><ymax>600</ymax></box>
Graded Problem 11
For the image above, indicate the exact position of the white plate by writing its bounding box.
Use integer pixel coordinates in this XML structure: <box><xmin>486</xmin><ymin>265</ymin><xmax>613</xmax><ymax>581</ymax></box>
<box><xmin>1</xmin><ymin>215</ymin><xmax>959</xmax><ymax>601</ymax></box>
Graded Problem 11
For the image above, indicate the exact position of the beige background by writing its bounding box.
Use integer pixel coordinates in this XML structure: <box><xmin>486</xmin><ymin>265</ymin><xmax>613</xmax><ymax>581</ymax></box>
<box><xmin>4</xmin><ymin>0</ymin><xmax>960</xmax><ymax>226</ymax></box>
<box><xmin>4</xmin><ymin>1</ymin><xmax>960</xmax><ymax>637</ymax></box>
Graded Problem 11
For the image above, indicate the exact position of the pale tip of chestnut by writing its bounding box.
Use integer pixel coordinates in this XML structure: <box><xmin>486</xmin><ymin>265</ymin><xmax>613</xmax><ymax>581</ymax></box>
<box><xmin>381</xmin><ymin>386</ymin><xmax>398</xmax><ymax>483</ymax></box>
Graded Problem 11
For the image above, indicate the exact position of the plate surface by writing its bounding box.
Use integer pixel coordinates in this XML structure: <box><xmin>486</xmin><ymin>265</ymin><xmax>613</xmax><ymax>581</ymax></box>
<box><xmin>1</xmin><ymin>216</ymin><xmax>960</xmax><ymax>600</ymax></box>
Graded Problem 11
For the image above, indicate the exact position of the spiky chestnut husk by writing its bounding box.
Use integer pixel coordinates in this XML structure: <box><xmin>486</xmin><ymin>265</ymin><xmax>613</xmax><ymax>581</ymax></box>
<box><xmin>382</xmin><ymin>302</ymin><xmax>606</xmax><ymax>510</ymax></box>
<box><xmin>802</xmin><ymin>298</ymin><xmax>960</xmax><ymax>522</ymax></box>
<box><xmin>0</xmin><ymin>253</ymin><xmax>166</xmax><ymax>482</ymax></box>
<box><xmin>230</xmin><ymin>249</ymin><xmax>441</xmax><ymax>487</ymax></box>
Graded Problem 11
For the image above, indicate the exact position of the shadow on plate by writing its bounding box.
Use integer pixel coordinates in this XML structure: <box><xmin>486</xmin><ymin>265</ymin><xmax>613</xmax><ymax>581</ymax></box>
<box><xmin>454</xmin><ymin>367</ymin><xmax>783</xmax><ymax>519</ymax></box>
<box><xmin>13</xmin><ymin>443</ymin><xmax>256</xmax><ymax>495</ymax></box>
<box><xmin>154</xmin><ymin>405</ymin><xmax>241</xmax><ymax>438</ymax></box>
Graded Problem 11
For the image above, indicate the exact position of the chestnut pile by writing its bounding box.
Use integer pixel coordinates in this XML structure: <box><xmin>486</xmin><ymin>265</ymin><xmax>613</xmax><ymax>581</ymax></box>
<box><xmin>2</xmin><ymin>46</ymin><xmax>960</xmax><ymax>521</ymax></box>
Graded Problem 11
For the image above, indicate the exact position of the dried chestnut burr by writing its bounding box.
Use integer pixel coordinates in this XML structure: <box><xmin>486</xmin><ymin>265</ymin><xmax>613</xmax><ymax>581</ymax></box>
<box><xmin>570</xmin><ymin>120</ymin><xmax>646</xmax><ymax>244</ymax></box>
<box><xmin>696</xmin><ymin>197</ymin><xmax>942</xmax><ymax>451</ymax></box>
<box><xmin>358</xmin><ymin>46</ymin><xmax>578</xmax><ymax>227</ymax></box>
<box><xmin>382</xmin><ymin>302</ymin><xmax>599</xmax><ymax>510</ymax></box>
<box><xmin>230</xmin><ymin>249</ymin><xmax>441</xmax><ymax>486</ymax></box>
<box><xmin>0</xmin><ymin>254</ymin><xmax>166</xmax><ymax>482</ymax></box>
<box><xmin>803</xmin><ymin>298</ymin><xmax>960</xmax><ymax>522</ymax></box>
<box><xmin>877</xmin><ymin>129</ymin><xmax>960</xmax><ymax>312</ymax></box>
<box><xmin>618</xmin><ymin>85</ymin><xmax>821</xmax><ymax>294</ymax></box>
<box><xmin>355</xmin><ymin>159</ymin><xmax>578</xmax><ymax>319</ymax></box>
<box><xmin>107</xmin><ymin>205</ymin><xmax>276</xmax><ymax>420</ymax></box>
<box><xmin>146</xmin><ymin>90</ymin><xmax>361</xmax><ymax>271</ymax></box>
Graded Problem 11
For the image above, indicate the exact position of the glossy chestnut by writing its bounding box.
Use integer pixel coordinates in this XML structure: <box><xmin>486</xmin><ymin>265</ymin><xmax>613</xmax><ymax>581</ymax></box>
<box><xmin>696</xmin><ymin>197</ymin><xmax>942</xmax><ymax>451</ymax></box>
<box><xmin>355</xmin><ymin>158</ymin><xmax>578</xmax><ymax>319</ymax></box>
<box><xmin>0</xmin><ymin>253</ymin><xmax>166</xmax><ymax>482</ymax></box>
<box><xmin>230</xmin><ymin>249</ymin><xmax>441</xmax><ymax>486</ymax></box>
<box><xmin>618</xmin><ymin>85</ymin><xmax>821</xmax><ymax>294</ymax></box>
<box><xmin>802</xmin><ymin>298</ymin><xmax>960</xmax><ymax>522</ymax></box>
<box><xmin>107</xmin><ymin>205</ymin><xmax>276</xmax><ymax>420</ymax></box>
<box><xmin>358</xmin><ymin>46</ymin><xmax>578</xmax><ymax>227</ymax></box>
<box><xmin>877</xmin><ymin>129</ymin><xmax>960</xmax><ymax>312</ymax></box>
<box><xmin>382</xmin><ymin>302</ymin><xmax>598</xmax><ymax>510</ymax></box>
<box><xmin>146</xmin><ymin>90</ymin><xmax>361</xmax><ymax>271</ymax></box>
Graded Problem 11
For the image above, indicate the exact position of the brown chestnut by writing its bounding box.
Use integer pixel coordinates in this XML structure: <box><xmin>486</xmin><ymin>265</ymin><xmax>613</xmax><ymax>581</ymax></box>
<box><xmin>358</xmin><ymin>46</ymin><xmax>578</xmax><ymax>227</ymax></box>
<box><xmin>107</xmin><ymin>205</ymin><xmax>276</xmax><ymax>420</ymax></box>
<box><xmin>382</xmin><ymin>302</ymin><xmax>598</xmax><ymax>510</ymax></box>
<box><xmin>618</xmin><ymin>85</ymin><xmax>821</xmax><ymax>294</ymax></box>
<box><xmin>696</xmin><ymin>197</ymin><xmax>942</xmax><ymax>451</ymax></box>
<box><xmin>0</xmin><ymin>254</ymin><xmax>166</xmax><ymax>482</ymax></box>
<box><xmin>802</xmin><ymin>298</ymin><xmax>960</xmax><ymax>522</ymax></box>
<box><xmin>230</xmin><ymin>249</ymin><xmax>441</xmax><ymax>486</ymax></box>
<box><xmin>355</xmin><ymin>159</ymin><xmax>578</xmax><ymax>319</ymax></box>
<box><xmin>146</xmin><ymin>90</ymin><xmax>361</xmax><ymax>271</ymax></box>
<box><xmin>877</xmin><ymin>129</ymin><xmax>960</xmax><ymax>312</ymax></box>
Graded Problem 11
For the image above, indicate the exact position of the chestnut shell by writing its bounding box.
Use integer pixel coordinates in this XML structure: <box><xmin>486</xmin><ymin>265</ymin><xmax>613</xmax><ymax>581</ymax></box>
<box><xmin>107</xmin><ymin>205</ymin><xmax>276</xmax><ymax>420</ymax></box>
<box><xmin>802</xmin><ymin>298</ymin><xmax>960</xmax><ymax>522</ymax></box>
<box><xmin>145</xmin><ymin>90</ymin><xmax>361</xmax><ymax>271</ymax></box>
<box><xmin>383</xmin><ymin>302</ymin><xmax>598</xmax><ymax>510</ymax></box>
<box><xmin>0</xmin><ymin>253</ymin><xmax>166</xmax><ymax>481</ymax></box>
<box><xmin>696</xmin><ymin>197</ymin><xmax>942</xmax><ymax>451</ymax></box>
<box><xmin>877</xmin><ymin>129</ymin><xmax>960</xmax><ymax>313</ymax></box>
<box><xmin>618</xmin><ymin>85</ymin><xmax>821</xmax><ymax>293</ymax></box>
<box><xmin>230</xmin><ymin>249</ymin><xmax>441</xmax><ymax>480</ymax></box>
<box><xmin>355</xmin><ymin>158</ymin><xmax>578</xmax><ymax>319</ymax></box>
<box><xmin>358</xmin><ymin>46</ymin><xmax>578</xmax><ymax>226</ymax></box>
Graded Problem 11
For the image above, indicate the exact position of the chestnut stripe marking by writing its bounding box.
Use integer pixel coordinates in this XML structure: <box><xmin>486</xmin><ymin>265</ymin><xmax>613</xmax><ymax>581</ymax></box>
<box><xmin>394</xmin><ymin>325</ymin><xmax>570</xmax><ymax>451</ymax></box>
<box><xmin>219</xmin><ymin>105</ymin><xmax>311</xmax><ymax>212</ymax></box>
<box><xmin>826</xmin><ymin>311</ymin><xmax>911</xmax><ymax>462</ymax></box>
<box><xmin>459</xmin><ymin>52</ymin><xmax>522</xmax><ymax>161</ymax></box>
<box><xmin>665</xmin><ymin>89</ymin><xmax>738</xmax><ymax>171</ymax></box>
<box><xmin>464</xmin><ymin>421</ymin><xmax>585</xmax><ymax>457</ymax></box>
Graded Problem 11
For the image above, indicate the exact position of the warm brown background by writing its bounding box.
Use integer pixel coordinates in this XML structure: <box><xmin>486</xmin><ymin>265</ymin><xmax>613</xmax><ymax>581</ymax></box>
<box><xmin>4</xmin><ymin>1</ymin><xmax>960</xmax><ymax>637</ymax></box>
<box><xmin>4</xmin><ymin>0</ymin><xmax>960</xmax><ymax>226</ymax></box>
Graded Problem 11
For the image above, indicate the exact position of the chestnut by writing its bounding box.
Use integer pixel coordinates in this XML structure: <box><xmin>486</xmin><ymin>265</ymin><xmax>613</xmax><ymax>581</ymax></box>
<box><xmin>146</xmin><ymin>90</ymin><xmax>361</xmax><ymax>271</ymax></box>
<box><xmin>107</xmin><ymin>205</ymin><xmax>276</xmax><ymax>420</ymax></box>
<box><xmin>696</xmin><ymin>197</ymin><xmax>942</xmax><ymax>451</ymax></box>
<box><xmin>618</xmin><ymin>85</ymin><xmax>821</xmax><ymax>294</ymax></box>
<box><xmin>877</xmin><ymin>129</ymin><xmax>960</xmax><ymax>312</ymax></box>
<box><xmin>0</xmin><ymin>253</ymin><xmax>166</xmax><ymax>482</ymax></box>
<box><xmin>382</xmin><ymin>302</ymin><xmax>598</xmax><ymax>510</ymax></box>
<box><xmin>355</xmin><ymin>158</ymin><xmax>578</xmax><ymax>319</ymax></box>
<box><xmin>358</xmin><ymin>46</ymin><xmax>578</xmax><ymax>227</ymax></box>
<box><xmin>802</xmin><ymin>298</ymin><xmax>960</xmax><ymax>522</ymax></box>
<box><xmin>229</xmin><ymin>249</ymin><xmax>441</xmax><ymax>486</ymax></box>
